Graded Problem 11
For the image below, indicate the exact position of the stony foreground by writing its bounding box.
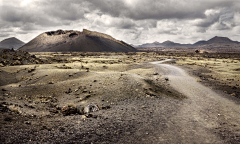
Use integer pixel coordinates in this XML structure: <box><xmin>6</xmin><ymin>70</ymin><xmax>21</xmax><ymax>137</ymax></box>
<box><xmin>0</xmin><ymin>52</ymin><xmax>239</xmax><ymax>143</ymax></box>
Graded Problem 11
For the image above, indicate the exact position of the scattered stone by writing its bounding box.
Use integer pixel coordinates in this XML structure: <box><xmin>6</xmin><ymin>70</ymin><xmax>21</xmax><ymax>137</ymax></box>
<box><xmin>12</xmin><ymin>60</ymin><xmax>21</xmax><ymax>65</ymax></box>
<box><xmin>153</xmin><ymin>72</ymin><xmax>159</xmax><ymax>75</ymax></box>
<box><xmin>49</xmin><ymin>108</ymin><xmax>58</xmax><ymax>114</ymax></box>
<box><xmin>232</xmin><ymin>86</ymin><xmax>237</xmax><ymax>90</ymax></box>
<box><xmin>0</xmin><ymin>103</ymin><xmax>8</xmax><ymax>112</ymax></box>
<box><xmin>24</xmin><ymin>121</ymin><xmax>31</xmax><ymax>125</ymax></box>
<box><xmin>82</xmin><ymin>89</ymin><xmax>88</xmax><ymax>93</ymax></box>
<box><xmin>2</xmin><ymin>88</ymin><xmax>7</xmax><ymax>91</ymax></box>
<box><xmin>84</xmin><ymin>103</ymin><xmax>100</xmax><ymax>114</ymax></box>
<box><xmin>59</xmin><ymin>127</ymin><xmax>65</xmax><ymax>132</ymax></box>
<box><xmin>85</xmin><ymin>113</ymin><xmax>93</xmax><ymax>118</ymax></box>
<box><xmin>8</xmin><ymin>105</ymin><xmax>22</xmax><ymax>114</ymax></box>
<box><xmin>231</xmin><ymin>93</ymin><xmax>236</xmax><ymax>97</ymax></box>
<box><xmin>92</xmin><ymin>115</ymin><xmax>98</xmax><ymax>118</ymax></box>
<box><xmin>28</xmin><ymin>104</ymin><xmax>35</xmax><ymax>109</ymax></box>
<box><xmin>76</xmin><ymin>105</ymin><xmax>84</xmax><ymax>115</ymax></box>
<box><xmin>86</xmin><ymin>68</ymin><xmax>89</xmax><ymax>72</ymax></box>
<box><xmin>195</xmin><ymin>50</ymin><xmax>200</xmax><ymax>53</ymax></box>
<box><xmin>65</xmin><ymin>88</ymin><xmax>72</xmax><ymax>94</ymax></box>
<box><xmin>101</xmin><ymin>105</ymin><xmax>111</xmax><ymax>110</ymax></box>
<box><xmin>165</xmin><ymin>78</ymin><xmax>169</xmax><ymax>81</ymax></box>
<box><xmin>56</xmin><ymin>105</ymin><xmax>61</xmax><ymax>110</ymax></box>
<box><xmin>48</xmin><ymin>82</ymin><xmax>54</xmax><ymax>84</ymax></box>
<box><xmin>61</xmin><ymin>104</ymin><xmax>77</xmax><ymax>116</ymax></box>
<box><xmin>4</xmin><ymin>117</ymin><xmax>12</xmax><ymax>122</ymax></box>
<box><xmin>28</xmin><ymin>68</ymin><xmax>35</xmax><ymax>73</ymax></box>
<box><xmin>93</xmin><ymin>80</ymin><xmax>97</xmax><ymax>82</ymax></box>
<box><xmin>85</xmin><ymin>94</ymin><xmax>91</xmax><ymax>98</ymax></box>
<box><xmin>81</xmin><ymin>115</ymin><xmax>87</xmax><ymax>119</ymax></box>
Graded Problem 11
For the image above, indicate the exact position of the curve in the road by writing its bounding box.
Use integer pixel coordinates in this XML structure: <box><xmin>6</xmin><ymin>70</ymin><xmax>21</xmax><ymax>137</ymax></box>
<box><xmin>151</xmin><ymin>59</ymin><xmax>240</xmax><ymax>143</ymax></box>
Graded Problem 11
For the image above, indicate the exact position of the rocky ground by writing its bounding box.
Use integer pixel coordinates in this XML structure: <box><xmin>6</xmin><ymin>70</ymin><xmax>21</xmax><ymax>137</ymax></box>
<box><xmin>0</xmin><ymin>51</ymin><xmax>239</xmax><ymax>143</ymax></box>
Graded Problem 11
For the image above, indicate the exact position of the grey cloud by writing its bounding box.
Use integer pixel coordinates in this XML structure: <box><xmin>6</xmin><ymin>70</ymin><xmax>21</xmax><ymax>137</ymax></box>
<box><xmin>20</xmin><ymin>23</ymin><xmax>39</xmax><ymax>31</ymax></box>
<box><xmin>195</xmin><ymin>8</ymin><xmax>236</xmax><ymax>31</ymax></box>
<box><xmin>0</xmin><ymin>0</ymin><xmax>88</xmax><ymax>28</ymax></box>
<box><xmin>158</xmin><ymin>29</ymin><xmax>178</xmax><ymax>35</ymax></box>
<box><xmin>121</xmin><ymin>30</ymin><xmax>142</xmax><ymax>41</ymax></box>
<box><xmin>196</xmin><ymin>15</ymin><xmax>220</xmax><ymax>28</ymax></box>
<box><xmin>87</xmin><ymin>0</ymin><xmax>236</xmax><ymax>20</ymax></box>
<box><xmin>16</xmin><ymin>31</ymin><xmax>29</xmax><ymax>35</ymax></box>
<box><xmin>214</xmin><ymin>22</ymin><xmax>230</xmax><ymax>30</ymax></box>
<box><xmin>131</xmin><ymin>31</ymin><xmax>142</xmax><ymax>40</ymax></box>
<box><xmin>0</xmin><ymin>0</ymin><xmax>239</xmax><ymax>44</ymax></box>
<box><xmin>117</xmin><ymin>20</ymin><xmax>136</xmax><ymax>29</ymax></box>
<box><xmin>0</xmin><ymin>33</ymin><xmax>10</xmax><ymax>38</ymax></box>
<box><xmin>196</xmin><ymin>27</ymin><xmax>207</xmax><ymax>33</ymax></box>
<box><xmin>40</xmin><ymin>1</ymin><xmax>87</xmax><ymax>21</ymax></box>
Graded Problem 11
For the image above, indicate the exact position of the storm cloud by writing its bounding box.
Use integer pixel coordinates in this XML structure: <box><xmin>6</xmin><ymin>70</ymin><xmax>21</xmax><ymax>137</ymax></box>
<box><xmin>0</xmin><ymin>0</ymin><xmax>239</xmax><ymax>44</ymax></box>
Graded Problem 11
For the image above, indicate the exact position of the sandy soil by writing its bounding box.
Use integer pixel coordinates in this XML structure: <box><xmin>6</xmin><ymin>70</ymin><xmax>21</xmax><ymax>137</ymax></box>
<box><xmin>0</xmin><ymin>52</ymin><xmax>239</xmax><ymax>143</ymax></box>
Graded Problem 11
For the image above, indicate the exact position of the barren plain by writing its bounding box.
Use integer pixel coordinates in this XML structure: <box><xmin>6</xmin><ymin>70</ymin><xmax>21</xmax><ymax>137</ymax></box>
<box><xmin>0</xmin><ymin>51</ymin><xmax>240</xmax><ymax>143</ymax></box>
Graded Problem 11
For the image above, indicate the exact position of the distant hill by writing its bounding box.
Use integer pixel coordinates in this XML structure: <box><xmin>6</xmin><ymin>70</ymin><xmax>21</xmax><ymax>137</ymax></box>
<box><xmin>135</xmin><ymin>36</ymin><xmax>239</xmax><ymax>49</ymax></box>
<box><xmin>19</xmin><ymin>29</ymin><xmax>137</xmax><ymax>52</ymax></box>
<box><xmin>136</xmin><ymin>40</ymin><xmax>191</xmax><ymax>48</ymax></box>
<box><xmin>194</xmin><ymin>36</ymin><xmax>239</xmax><ymax>46</ymax></box>
<box><xmin>0</xmin><ymin>37</ymin><xmax>25</xmax><ymax>49</ymax></box>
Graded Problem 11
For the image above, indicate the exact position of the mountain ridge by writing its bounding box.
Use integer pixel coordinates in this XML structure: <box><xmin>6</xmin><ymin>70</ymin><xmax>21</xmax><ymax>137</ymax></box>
<box><xmin>135</xmin><ymin>36</ymin><xmax>239</xmax><ymax>48</ymax></box>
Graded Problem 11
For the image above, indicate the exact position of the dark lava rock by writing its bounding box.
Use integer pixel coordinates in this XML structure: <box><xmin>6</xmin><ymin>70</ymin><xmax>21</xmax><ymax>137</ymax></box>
<box><xmin>76</xmin><ymin>105</ymin><xmax>84</xmax><ymax>115</ymax></box>
<box><xmin>24</xmin><ymin>121</ymin><xmax>31</xmax><ymax>125</ymax></box>
<box><xmin>83</xmin><ymin>103</ymin><xmax>100</xmax><ymax>114</ymax></box>
<box><xmin>4</xmin><ymin>117</ymin><xmax>12</xmax><ymax>122</ymax></box>
<box><xmin>65</xmin><ymin>88</ymin><xmax>72</xmax><ymax>94</ymax></box>
<box><xmin>61</xmin><ymin>105</ymin><xmax>77</xmax><ymax>116</ymax></box>
<box><xmin>0</xmin><ymin>49</ymin><xmax>45</xmax><ymax>66</ymax></box>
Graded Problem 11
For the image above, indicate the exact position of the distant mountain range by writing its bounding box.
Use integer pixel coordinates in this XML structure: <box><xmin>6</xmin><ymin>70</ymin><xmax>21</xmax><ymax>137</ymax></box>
<box><xmin>135</xmin><ymin>36</ymin><xmax>240</xmax><ymax>48</ymax></box>
<box><xmin>136</xmin><ymin>40</ymin><xmax>191</xmax><ymax>48</ymax></box>
<box><xmin>2</xmin><ymin>34</ymin><xmax>239</xmax><ymax>52</ymax></box>
<box><xmin>0</xmin><ymin>37</ymin><xmax>25</xmax><ymax>49</ymax></box>
<box><xmin>19</xmin><ymin>29</ymin><xmax>137</xmax><ymax>52</ymax></box>
<box><xmin>193</xmin><ymin>36</ymin><xmax>239</xmax><ymax>46</ymax></box>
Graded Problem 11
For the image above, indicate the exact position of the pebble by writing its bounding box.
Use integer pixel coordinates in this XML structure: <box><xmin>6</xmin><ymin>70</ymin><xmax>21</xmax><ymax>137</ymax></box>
<box><xmin>24</xmin><ymin>121</ymin><xmax>31</xmax><ymax>125</ymax></box>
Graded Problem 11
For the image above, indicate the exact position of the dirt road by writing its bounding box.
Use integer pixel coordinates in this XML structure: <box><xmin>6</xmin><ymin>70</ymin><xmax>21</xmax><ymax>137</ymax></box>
<box><xmin>150</xmin><ymin>60</ymin><xmax>240</xmax><ymax>143</ymax></box>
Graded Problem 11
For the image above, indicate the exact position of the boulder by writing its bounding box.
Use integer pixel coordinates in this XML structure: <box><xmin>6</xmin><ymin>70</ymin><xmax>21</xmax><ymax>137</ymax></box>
<box><xmin>83</xmin><ymin>103</ymin><xmax>100</xmax><ymax>114</ymax></box>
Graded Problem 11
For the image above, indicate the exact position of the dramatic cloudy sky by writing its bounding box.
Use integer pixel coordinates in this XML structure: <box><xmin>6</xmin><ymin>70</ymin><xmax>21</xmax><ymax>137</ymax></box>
<box><xmin>0</xmin><ymin>0</ymin><xmax>240</xmax><ymax>45</ymax></box>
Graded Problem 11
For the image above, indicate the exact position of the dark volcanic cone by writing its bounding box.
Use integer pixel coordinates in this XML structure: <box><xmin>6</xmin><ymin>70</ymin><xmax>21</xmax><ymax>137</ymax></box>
<box><xmin>19</xmin><ymin>29</ymin><xmax>137</xmax><ymax>52</ymax></box>
<box><xmin>0</xmin><ymin>37</ymin><xmax>25</xmax><ymax>50</ymax></box>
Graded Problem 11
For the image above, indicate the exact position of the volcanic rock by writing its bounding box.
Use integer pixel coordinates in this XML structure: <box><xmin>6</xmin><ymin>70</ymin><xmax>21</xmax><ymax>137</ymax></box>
<box><xmin>19</xmin><ymin>29</ymin><xmax>137</xmax><ymax>52</ymax></box>
<box><xmin>83</xmin><ymin>103</ymin><xmax>100</xmax><ymax>114</ymax></box>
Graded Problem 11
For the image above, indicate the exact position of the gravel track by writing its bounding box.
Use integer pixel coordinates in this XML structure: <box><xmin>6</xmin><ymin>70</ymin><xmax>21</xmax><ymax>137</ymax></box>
<box><xmin>151</xmin><ymin>60</ymin><xmax>240</xmax><ymax>143</ymax></box>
